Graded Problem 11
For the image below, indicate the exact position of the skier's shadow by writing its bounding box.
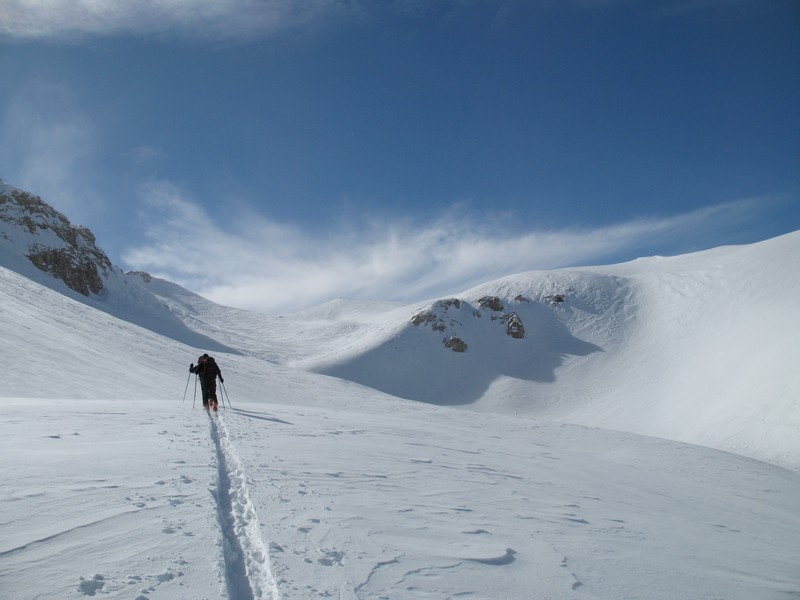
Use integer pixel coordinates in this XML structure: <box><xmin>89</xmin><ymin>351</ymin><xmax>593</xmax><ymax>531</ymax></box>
<box><xmin>227</xmin><ymin>407</ymin><xmax>293</xmax><ymax>425</ymax></box>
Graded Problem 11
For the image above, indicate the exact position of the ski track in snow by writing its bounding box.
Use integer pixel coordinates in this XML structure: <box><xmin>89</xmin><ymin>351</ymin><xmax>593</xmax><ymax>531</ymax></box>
<box><xmin>210</xmin><ymin>410</ymin><xmax>280</xmax><ymax>600</ymax></box>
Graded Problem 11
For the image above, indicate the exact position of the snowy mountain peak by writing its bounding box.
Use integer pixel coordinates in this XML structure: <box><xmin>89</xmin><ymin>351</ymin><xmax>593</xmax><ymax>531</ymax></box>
<box><xmin>0</xmin><ymin>181</ymin><xmax>235</xmax><ymax>353</ymax></box>
<box><xmin>0</xmin><ymin>183</ymin><xmax>113</xmax><ymax>296</ymax></box>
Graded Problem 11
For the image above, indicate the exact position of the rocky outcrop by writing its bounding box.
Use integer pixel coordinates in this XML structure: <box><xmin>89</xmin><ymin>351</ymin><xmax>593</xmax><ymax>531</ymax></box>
<box><xmin>127</xmin><ymin>270</ymin><xmax>153</xmax><ymax>283</ymax></box>
<box><xmin>444</xmin><ymin>336</ymin><xmax>468</xmax><ymax>352</ymax></box>
<box><xmin>410</xmin><ymin>309</ymin><xmax>436</xmax><ymax>327</ymax></box>
<box><xmin>27</xmin><ymin>245</ymin><xmax>105</xmax><ymax>296</ymax></box>
<box><xmin>504</xmin><ymin>312</ymin><xmax>525</xmax><ymax>339</ymax></box>
<box><xmin>0</xmin><ymin>185</ymin><xmax>114</xmax><ymax>296</ymax></box>
<box><xmin>411</xmin><ymin>294</ymin><xmax>538</xmax><ymax>352</ymax></box>
<box><xmin>410</xmin><ymin>299</ymin><xmax>464</xmax><ymax>334</ymax></box>
<box><xmin>478</xmin><ymin>295</ymin><xmax>504</xmax><ymax>311</ymax></box>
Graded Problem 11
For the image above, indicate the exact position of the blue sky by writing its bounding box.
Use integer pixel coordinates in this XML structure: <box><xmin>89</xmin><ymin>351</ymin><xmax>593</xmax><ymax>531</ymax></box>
<box><xmin>1</xmin><ymin>0</ymin><xmax>798</xmax><ymax>313</ymax></box>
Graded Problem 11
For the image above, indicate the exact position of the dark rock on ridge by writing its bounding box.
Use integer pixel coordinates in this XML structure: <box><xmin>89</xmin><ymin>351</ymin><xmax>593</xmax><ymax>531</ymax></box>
<box><xmin>1</xmin><ymin>187</ymin><xmax>113</xmax><ymax>296</ymax></box>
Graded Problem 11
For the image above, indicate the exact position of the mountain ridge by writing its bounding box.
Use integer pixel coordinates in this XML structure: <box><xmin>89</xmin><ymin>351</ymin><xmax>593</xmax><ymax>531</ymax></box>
<box><xmin>0</xmin><ymin>181</ymin><xmax>236</xmax><ymax>354</ymax></box>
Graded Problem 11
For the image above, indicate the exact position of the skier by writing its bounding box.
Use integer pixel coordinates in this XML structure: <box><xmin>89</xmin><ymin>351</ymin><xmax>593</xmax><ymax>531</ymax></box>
<box><xmin>190</xmin><ymin>353</ymin><xmax>224</xmax><ymax>411</ymax></box>
<box><xmin>190</xmin><ymin>355</ymin><xmax>209</xmax><ymax>407</ymax></box>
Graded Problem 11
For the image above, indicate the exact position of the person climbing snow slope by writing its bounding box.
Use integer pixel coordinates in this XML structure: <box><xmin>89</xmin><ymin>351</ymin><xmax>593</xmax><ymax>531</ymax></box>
<box><xmin>189</xmin><ymin>353</ymin><xmax>223</xmax><ymax>411</ymax></box>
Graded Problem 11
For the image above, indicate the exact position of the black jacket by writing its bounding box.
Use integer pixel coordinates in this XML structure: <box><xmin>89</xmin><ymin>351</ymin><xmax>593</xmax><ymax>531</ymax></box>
<box><xmin>190</xmin><ymin>358</ymin><xmax>222</xmax><ymax>383</ymax></box>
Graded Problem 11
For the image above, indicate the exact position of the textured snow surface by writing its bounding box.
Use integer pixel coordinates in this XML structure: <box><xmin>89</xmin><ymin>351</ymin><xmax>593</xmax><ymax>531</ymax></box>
<box><xmin>1</xmin><ymin>231</ymin><xmax>799</xmax><ymax>599</ymax></box>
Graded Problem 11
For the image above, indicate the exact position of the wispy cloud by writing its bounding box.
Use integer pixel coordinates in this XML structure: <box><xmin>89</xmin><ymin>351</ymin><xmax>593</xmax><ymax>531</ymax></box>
<box><xmin>0</xmin><ymin>79</ymin><xmax>103</xmax><ymax>223</ymax></box>
<box><xmin>1</xmin><ymin>0</ymin><xmax>764</xmax><ymax>41</ymax></box>
<box><xmin>0</xmin><ymin>0</ymin><xmax>362</xmax><ymax>41</ymax></box>
<box><xmin>130</xmin><ymin>145</ymin><xmax>166</xmax><ymax>166</ymax></box>
<box><xmin>122</xmin><ymin>181</ymin><xmax>766</xmax><ymax>314</ymax></box>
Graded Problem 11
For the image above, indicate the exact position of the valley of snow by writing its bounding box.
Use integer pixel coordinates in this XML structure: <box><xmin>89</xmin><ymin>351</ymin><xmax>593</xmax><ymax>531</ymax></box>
<box><xmin>1</xmin><ymin>231</ymin><xmax>800</xmax><ymax>599</ymax></box>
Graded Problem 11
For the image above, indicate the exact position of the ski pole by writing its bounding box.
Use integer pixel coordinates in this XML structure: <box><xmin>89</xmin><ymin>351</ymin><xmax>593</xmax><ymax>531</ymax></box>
<box><xmin>221</xmin><ymin>380</ymin><xmax>232</xmax><ymax>409</ymax></box>
<box><xmin>182</xmin><ymin>372</ymin><xmax>191</xmax><ymax>403</ymax></box>
<box><xmin>219</xmin><ymin>380</ymin><xmax>228</xmax><ymax>409</ymax></box>
<box><xmin>192</xmin><ymin>376</ymin><xmax>198</xmax><ymax>408</ymax></box>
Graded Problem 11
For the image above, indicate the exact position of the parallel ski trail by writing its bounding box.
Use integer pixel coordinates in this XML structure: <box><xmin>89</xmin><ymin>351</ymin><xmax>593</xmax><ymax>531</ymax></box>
<box><xmin>210</xmin><ymin>410</ymin><xmax>280</xmax><ymax>600</ymax></box>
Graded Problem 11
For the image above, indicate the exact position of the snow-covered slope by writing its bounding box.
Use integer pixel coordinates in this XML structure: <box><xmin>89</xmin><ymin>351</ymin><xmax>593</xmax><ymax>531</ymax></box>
<box><xmin>2</xmin><ymin>262</ymin><xmax>800</xmax><ymax>600</ymax></box>
<box><xmin>2</xmin><ymin>181</ymin><xmax>799</xmax><ymax>598</ymax></box>
<box><xmin>144</xmin><ymin>230</ymin><xmax>800</xmax><ymax>468</ymax></box>
<box><xmin>426</xmin><ymin>231</ymin><xmax>800</xmax><ymax>467</ymax></box>
<box><xmin>554</xmin><ymin>233</ymin><xmax>800</xmax><ymax>467</ymax></box>
<box><xmin>0</xmin><ymin>181</ymin><xmax>233</xmax><ymax>353</ymax></box>
<box><xmin>301</xmin><ymin>234</ymin><xmax>796</xmax><ymax>467</ymax></box>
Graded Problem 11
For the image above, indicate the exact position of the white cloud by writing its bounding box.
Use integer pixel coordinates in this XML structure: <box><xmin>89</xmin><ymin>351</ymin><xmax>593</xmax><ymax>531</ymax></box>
<box><xmin>0</xmin><ymin>0</ymin><xmax>361</xmax><ymax>40</ymax></box>
<box><xmin>122</xmin><ymin>181</ymin><xmax>765</xmax><ymax>314</ymax></box>
<box><xmin>0</xmin><ymin>0</ymin><xmax>762</xmax><ymax>41</ymax></box>
<box><xmin>0</xmin><ymin>80</ymin><xmax>103</xmax><ymax>224</ymax></box>
<box><xmin>130</xmin><ymin>145</ymin><xmax>166</xmax><ymax>166</ymax></box>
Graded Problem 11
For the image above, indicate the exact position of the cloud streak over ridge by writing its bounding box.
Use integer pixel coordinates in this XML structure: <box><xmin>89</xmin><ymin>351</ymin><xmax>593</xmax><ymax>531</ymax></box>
<box><xmin>0</xmin><ymin>0</ymin><xmax>355</xmax><ymax>40</ymax></box>
<box><xmin>122</xmin><ymin>181</ymin><xmax>767</xmax><ymax>314</ymax></box>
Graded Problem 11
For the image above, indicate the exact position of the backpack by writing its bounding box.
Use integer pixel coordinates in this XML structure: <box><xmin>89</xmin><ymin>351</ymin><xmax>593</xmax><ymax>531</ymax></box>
<box><xmin>204</xmin><ymin>356</ymin><xmax>219</xmax><ymax>378</ymax></box>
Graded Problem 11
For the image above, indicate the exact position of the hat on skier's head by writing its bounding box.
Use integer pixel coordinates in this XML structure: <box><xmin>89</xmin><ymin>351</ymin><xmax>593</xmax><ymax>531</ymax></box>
<box><xmin>202</xmin><ymin>353</ymin><xmax>209</xmax><ymax>359</ymax></box>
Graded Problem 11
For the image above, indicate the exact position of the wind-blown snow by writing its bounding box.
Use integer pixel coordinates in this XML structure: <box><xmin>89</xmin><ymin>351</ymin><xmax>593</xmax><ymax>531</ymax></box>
<box><xmin>1</xmin><ymin>231</ymin><xmax>799</xmax><ymax>599</ymax></box>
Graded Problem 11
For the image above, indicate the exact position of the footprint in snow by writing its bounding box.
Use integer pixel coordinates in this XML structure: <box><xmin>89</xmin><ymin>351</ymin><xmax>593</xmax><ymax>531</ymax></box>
<box><xmin>317</xmin><ymin>549</ymin><xmax>345</xmax><ymax>566</ymax></box>
<box><xmin>78</xmin><ymin>574</ymin><xmax>105</xmax><ymax>596</ymax></box>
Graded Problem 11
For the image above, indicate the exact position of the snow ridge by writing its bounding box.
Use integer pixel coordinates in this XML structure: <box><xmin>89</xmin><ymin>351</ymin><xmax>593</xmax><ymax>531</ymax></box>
<box><xmin>210</xmin><ymin>411</ymin><xmax>280</xmax><ymax>600</ymax></box>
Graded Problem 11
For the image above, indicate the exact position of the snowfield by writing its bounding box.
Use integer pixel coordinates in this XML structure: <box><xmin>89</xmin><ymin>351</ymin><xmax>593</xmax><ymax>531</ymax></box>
<box><xmin>1</xmin><ymin>231</ymin><xmax>800</xmax><ymax>599</ymax></box>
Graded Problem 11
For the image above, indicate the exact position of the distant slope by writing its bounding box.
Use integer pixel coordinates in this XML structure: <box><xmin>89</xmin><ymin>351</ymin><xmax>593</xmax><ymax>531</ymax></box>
<box><xmin>132</xmin><ymin>231</ymin><xmax>800</xmax><ymax>467</ymax></box>
<box><xmin>0</xmin><ymin>264</ymin><xmax>343</xmax><ymax>408</ymax></box>
<box><xmin>572</xmin><ymin>232</ymin><xmax>800</xmax><ymax>467</ymax></box>
<box><xmin>142</xmin><ymin>230</ymin><xmax>800</xmax><ymax>467</ymax></box>
<box><xmin>0</xmin><ymin>264</ymin><xmax>187</xmax><ymax>400</ymax></box>
<box><xmin>299</xmin><ymin>232</ymin><xmax>800</xmax><ymax>468</ymax></box>
<box><xmin>139</xmin><ymin>271</ymin><xmax>412</xmax><ymax>366</ymax></box>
